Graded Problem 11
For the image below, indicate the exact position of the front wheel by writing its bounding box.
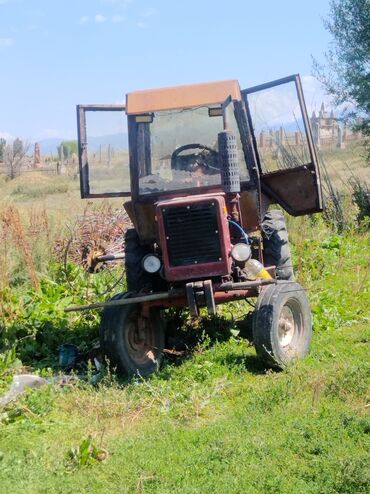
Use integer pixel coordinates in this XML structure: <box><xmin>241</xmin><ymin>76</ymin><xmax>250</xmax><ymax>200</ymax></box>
<box><xmin>252</xmin><ymin>282</ymin><xmax>312</xmax><ymax>368</ymax></box>
<box><xmin>100</xmin><ymin>293</ymin><xmax>165</xmax><ymax>376</ymax></box>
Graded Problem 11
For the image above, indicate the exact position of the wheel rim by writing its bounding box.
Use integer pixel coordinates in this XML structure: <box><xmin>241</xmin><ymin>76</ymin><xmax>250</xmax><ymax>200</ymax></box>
<box><xmin>125</xmin><ymin>309</ymin><xmax>157</xmax><ymax>366</ymax></box>
<box><xmin>278</xmin><ymin>304</ymin><xmax>298</xmax><ymax>347</ymax></box>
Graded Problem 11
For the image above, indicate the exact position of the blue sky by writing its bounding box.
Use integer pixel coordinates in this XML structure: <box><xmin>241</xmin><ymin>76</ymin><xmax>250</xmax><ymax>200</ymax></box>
<box><xmin>0</xmin><ymin>0</ymin><xmax>333</xmax><ymax>142</ymax></box>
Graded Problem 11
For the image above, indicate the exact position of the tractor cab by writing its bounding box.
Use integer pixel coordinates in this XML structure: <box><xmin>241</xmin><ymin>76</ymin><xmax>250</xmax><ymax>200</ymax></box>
<box><xmin>77</xmin><ymin>75</ymin><xmax>322</xmax><ymax>237</ymax></box>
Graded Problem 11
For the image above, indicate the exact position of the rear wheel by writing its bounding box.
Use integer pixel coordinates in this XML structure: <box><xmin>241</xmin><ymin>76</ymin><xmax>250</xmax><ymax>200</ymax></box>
<box><xmin>252</xmin><ymin>282</ymin><xmax>312</xmax><ymax>368</ymax></box>
<box><xmin>100</xmin><ymin>294</ymin><xmax>165</xmax><ymax>376</ymax></box>
<box><xmin>262</xmin><ymin>209</ymin><xmax>294</xmax><ymax>281</ymax></box>
<box><xmin>124</xmin><ymin>229</ymin><xmax>151</xmax><ymax>292</ymax></box>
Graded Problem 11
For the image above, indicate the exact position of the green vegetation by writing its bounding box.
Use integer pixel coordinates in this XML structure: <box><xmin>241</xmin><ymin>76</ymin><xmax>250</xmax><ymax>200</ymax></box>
<box><xmin>0</xmin><ymin>160</ymin><xmax>369</xmax><ymax>493</ymax></box>
<box><xmin>313</xmin><ymin>0</ymin><xmax>370</xmax><ymax>161</ymax></box>
<box><xmin>0</xmin><ymin>138</ymin><xmax>5</xmax><ymax>162</ymax></box>
<box><xmin>58</xmin><ymin>140</ymin><xmax>78</xmax><ymax>159</ymax></box>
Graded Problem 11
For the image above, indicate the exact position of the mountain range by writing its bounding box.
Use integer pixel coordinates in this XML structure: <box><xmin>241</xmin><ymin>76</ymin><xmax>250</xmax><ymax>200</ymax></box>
<box><xmin>39</xmin><ymin>133</ymin><xmax>128</xmax><ymax>156</ymax></box>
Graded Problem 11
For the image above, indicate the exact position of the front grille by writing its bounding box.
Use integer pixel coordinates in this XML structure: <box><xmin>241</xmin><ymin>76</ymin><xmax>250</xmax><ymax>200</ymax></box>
<box><xmin>162</xmin><ymin>202</ymin><xmax>222</xmax><ymax>267</ymax></box>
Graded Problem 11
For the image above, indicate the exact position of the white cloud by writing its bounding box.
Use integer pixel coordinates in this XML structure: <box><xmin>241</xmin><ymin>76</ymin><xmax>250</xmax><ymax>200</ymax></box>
<box><xmin>112</xmin><ymin>14</ymin><xmax>125</xmax><ymax>23</ymax></box>
<box><xmin>301</xmin><ymin>75</ymin><xmax>334</xmax><ymax>115</ymax></box>
<box><xmin>80</xmin><ymin>13</ymin><xmax>126</xmax><ymax>25</ymax></box>
<box><xmin>136</xmin><ymin>21</ymin><xmax>147</xmax><ymax>29</ymax></box>
<box><xmin>95</xmin><ymin>14</ymin><xmax>107</xmax><ymax>23</ymax></box>
<box><xmin>0</xmin><ymin>38</ymin><xmax>14</xmax><ymax>47</ymax></box>
<box><xmin>142</xmin><ymin>7</ymin><xmax>157</xmax><ymax>17</ymax></box>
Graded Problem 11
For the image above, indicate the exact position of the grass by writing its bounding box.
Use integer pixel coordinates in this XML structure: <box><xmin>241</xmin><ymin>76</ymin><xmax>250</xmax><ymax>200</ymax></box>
<box><xmin>0</xmin><ymin>323</ymin><xmax>368</xmax><ymax>493</ymax></box>
<box><xmin>320</xmin><ymin>142</ymin><xmax>369</xmax><ymax>190</ymax></box>
<box><xmin>0</xmin><ymin>219</ymin><xmax>368</xmax><ymax>493</ymax></box>
<box><xmin>0</xmin><ymin>154</ymin><xmax>369</xmax><ymax>493</ymax></box>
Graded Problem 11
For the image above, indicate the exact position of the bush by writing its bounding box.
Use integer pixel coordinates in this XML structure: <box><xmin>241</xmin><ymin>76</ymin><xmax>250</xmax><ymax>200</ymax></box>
<box><xmin>350</xmin><ymin>178</ymin><xmax>370</xmax><ymax>225</ymax></box>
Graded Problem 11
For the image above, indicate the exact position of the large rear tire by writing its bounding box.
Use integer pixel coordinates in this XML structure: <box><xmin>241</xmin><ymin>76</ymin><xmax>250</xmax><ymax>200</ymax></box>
<box><xmin>252</xmin><ymin>282</ymin><xmax>312</xmax><ymax>368</ymax></box>
<box><xmin>124</xmin><ymin>229</ymin><xmax>151</xmax><ymax>292</ymax></box>
<box><xmin>100</xmin><ymin>293</ymin><xmax>165</xmax><ymax>376</ymax></box>
<box><xmin>262</xmin><ymin>209</ymin><xmax>294</xmax><ymax>281</ymax></box>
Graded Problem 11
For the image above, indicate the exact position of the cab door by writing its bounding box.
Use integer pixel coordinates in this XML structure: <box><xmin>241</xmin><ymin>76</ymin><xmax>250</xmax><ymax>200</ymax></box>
<box><xmin>77</xmin><ymin>104</ymin><xmax>130</xmax><ymax>198</ymax></box>
<box><xmin>242</xmin><ymin>74</ymin><xmax>323</xmax><ymax>215</ymax></box>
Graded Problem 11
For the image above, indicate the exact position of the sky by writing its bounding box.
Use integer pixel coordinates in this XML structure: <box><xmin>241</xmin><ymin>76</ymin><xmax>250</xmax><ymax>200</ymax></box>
<box><xmin>0</xmin><ymin>0</ymin><xmax>334</xmax><ymax>142</ymax></box>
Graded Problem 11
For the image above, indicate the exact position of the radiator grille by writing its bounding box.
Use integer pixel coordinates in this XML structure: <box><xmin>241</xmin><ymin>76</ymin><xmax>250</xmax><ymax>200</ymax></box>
<box><xmin>162</xmin><ymin>202</ymin><xmax>222</xmax><ymax>267</ymax></box>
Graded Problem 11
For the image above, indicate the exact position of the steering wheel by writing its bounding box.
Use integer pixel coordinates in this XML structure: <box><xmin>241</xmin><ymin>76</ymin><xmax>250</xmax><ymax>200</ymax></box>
<box><xmin>171</xmin><ymin>143</ymin><xmax>219</xmax><ymax>172</ymax></box>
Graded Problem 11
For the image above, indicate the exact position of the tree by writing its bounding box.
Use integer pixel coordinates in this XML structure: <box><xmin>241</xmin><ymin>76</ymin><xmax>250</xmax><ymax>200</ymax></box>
<box><xmin>5</xmin><ymin>140</ymin><xmax>29</xmax><ymax>179</ymax></box>
<box><xmin>13</xmin><ymin>137</ymin><xmax>24</xmax><ymax>157</ymax></box>
<box><xmin>58</xmin><ymin>140</ymin><xmax>77</xmax><ymax>159</ymax></box>
<box><xmin>0</xmin><ymin>138</ymin><xmax>5</xmax><ymax>162</ymax></box>
<box><xmin>313</xmin><ymin>0</ymin><xmax>370</xmax><ymax>160</ymax></box>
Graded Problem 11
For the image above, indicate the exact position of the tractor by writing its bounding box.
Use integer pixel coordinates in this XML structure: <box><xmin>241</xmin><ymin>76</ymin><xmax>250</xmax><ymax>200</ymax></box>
<box><xmin>67</xmin><ymin>74</ymin><xmax>323</xmax><ymax>376</ymax></box>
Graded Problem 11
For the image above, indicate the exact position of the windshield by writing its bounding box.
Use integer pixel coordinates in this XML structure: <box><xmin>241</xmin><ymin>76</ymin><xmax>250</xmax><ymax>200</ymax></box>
<box><xmin>137</xmin><ymin>105</ymin><xmax>248</xmax><ymax>195</ymax></box>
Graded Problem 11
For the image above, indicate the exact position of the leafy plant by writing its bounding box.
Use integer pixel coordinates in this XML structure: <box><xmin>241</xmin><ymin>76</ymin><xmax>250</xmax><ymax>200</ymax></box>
<box><xmin>350</xmin><ymin>177</ymin><xmax>370</xmax><ymax>224</ymax></box>
<box><xmin>65</xmin><ymin>436</ymin><xmax>107</xmax><ymax>470</ymax></box>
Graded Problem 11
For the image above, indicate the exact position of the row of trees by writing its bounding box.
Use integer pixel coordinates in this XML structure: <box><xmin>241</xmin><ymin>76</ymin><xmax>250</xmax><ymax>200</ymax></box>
<box><xmin>0</xmin><ymin>138</ymin><xmax>78</xmax><ymax>179</ymax></box>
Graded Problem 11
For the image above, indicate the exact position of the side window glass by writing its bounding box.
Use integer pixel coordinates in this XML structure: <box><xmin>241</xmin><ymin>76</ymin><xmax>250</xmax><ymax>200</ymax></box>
<box><xmin>85</xmin><ymin>110</ymin><xmax>129</xmax><ymax>194</ymax></box>
<box><xmin>77</xmin><ymin>106</ymin><xmax>130</xmax><ymax>198</ymax></box>
<box><xmin>244</xmin><ymin>80</ymin><xmax>312</xmax><ymax>174</ymax></box>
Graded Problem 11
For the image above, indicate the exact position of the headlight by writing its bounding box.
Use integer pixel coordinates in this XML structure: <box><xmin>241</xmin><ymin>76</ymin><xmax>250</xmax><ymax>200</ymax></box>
<box><xmin>231</xmin><ymin>243</ymin><xmax>251</xmax><ymax>263</ymax></box>
<box><xmin>142</xmin><ymin>254</ymin><xmax>161</xmax><ymax>273</ymax></box>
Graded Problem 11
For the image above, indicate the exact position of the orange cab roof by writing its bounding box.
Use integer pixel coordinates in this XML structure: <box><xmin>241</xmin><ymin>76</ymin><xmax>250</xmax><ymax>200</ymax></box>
<box><xmin>126</xmin><ymin>80</ymin><xmax>241</xmax><ymax>115</ymax></box>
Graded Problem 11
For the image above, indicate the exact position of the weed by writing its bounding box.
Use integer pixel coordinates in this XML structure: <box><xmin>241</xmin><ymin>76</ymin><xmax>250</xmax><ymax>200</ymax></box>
<box><xmin>350</xmin><ymin>177</ymin><xmax>370</xmax><ymax>224</ymax></box>
<box><xmin>65</xmin><ymin>436</ymin><xmax>108</xmax><ymax>470</ymax></box>
<box><xmin>0</xmin><ymin>206</ymin><xmax>39</xmax><ymax>288</ymax></box>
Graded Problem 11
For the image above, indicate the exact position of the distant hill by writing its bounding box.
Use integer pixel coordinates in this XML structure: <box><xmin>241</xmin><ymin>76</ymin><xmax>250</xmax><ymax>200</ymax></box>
<box><xmin>39</xmin><ymin>133</ymin><xmax>128</xmax><ymax>156</ymax></box>
<box><xmin>38</xmin><ymin>138</ymin><xmax>63</xmax><ymax>156</ymax></box>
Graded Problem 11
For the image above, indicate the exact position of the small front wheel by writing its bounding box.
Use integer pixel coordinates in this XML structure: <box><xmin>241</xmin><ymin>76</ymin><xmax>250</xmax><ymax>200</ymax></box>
<box><xmin>252</xmin><ymin>282</ymin><xmax>312</xmax><ymax>368</ymax></box>
<box><xmin>100</xmin><ymin>294</ymin><xmax>165</xmax><ymax>376</ymax></box>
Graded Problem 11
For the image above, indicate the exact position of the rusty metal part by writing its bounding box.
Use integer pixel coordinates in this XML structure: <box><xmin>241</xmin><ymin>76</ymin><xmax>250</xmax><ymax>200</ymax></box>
<box><xmin>126</xmin><ymin>80</ymin><xmax>241</xmax><ymax>115</ymax></box>
<box><xmin>143</xmin><ymin>289</ymin><xmax>259</xmax><ymax>310</ymax></box>
<box><xmin>81</xmin><ymin>244</ymin><xmax>107</xmax><ymax>273</ymax></box>
<box><xmin>64</xmin><ymin>290</ymin><xmax>184</xmax><ymax>313</ymax></box>
<box><xmin>95</xmin><ymin>252</ymin><xmax>125</xmax><ymax>262</ymax></box>
<box><xmin>60</xmin><ymin>205</ymin><xmax>130</xmax><ymax>296</ymax></box>
<box><xmin>241</xmin><ymin>74</ymin><xmax>323</xmax><ymax>216</ymax></box>
<box><xmin>186</xmin><ymin>282</ymin><xmax>199</xmax><ymax>317</ymax></box>
<box><xmin>65</xmin><ymin>278</ymin><xmax>277</xmax><ymax>313</ymax></box>
<box><xmin>82</xmin><ymin>250</ymin><xmax>125</xmax><ymax>274</ymax></box>
<box><xmin>227</xmin><ymin>193</ymin><xmax>240</xmax><ymax>223</ymax></box>
<box><xmin>204</xmin><ymin>280</ymin><xmax>216</xmax><ymax>315</ymax></box>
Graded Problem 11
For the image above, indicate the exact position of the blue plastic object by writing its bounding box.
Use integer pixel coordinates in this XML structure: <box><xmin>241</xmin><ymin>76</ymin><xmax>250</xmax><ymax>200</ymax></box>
<box><xmin>59</xmin><ymin>344</ymin><xmax>79</xmax><ymax>368</ymax></box>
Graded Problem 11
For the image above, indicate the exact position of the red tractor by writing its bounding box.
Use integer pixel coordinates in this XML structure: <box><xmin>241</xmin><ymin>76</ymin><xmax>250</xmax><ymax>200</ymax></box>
<box><xmin>69</xmin><ymin>75</ymin><xmax>322</xmax><ymax>376</ymax></box>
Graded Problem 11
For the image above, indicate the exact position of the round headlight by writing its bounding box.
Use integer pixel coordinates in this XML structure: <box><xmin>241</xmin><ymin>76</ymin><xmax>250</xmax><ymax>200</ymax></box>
<box><xmin>231</xmin><ymin>243</ymin><xmax>252</xmax><ymax>263</ymax></box>
<box><xmin>142</xmin><ymin>254</ymin><xmax>161</xmax><ymax>273</ymax></box>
